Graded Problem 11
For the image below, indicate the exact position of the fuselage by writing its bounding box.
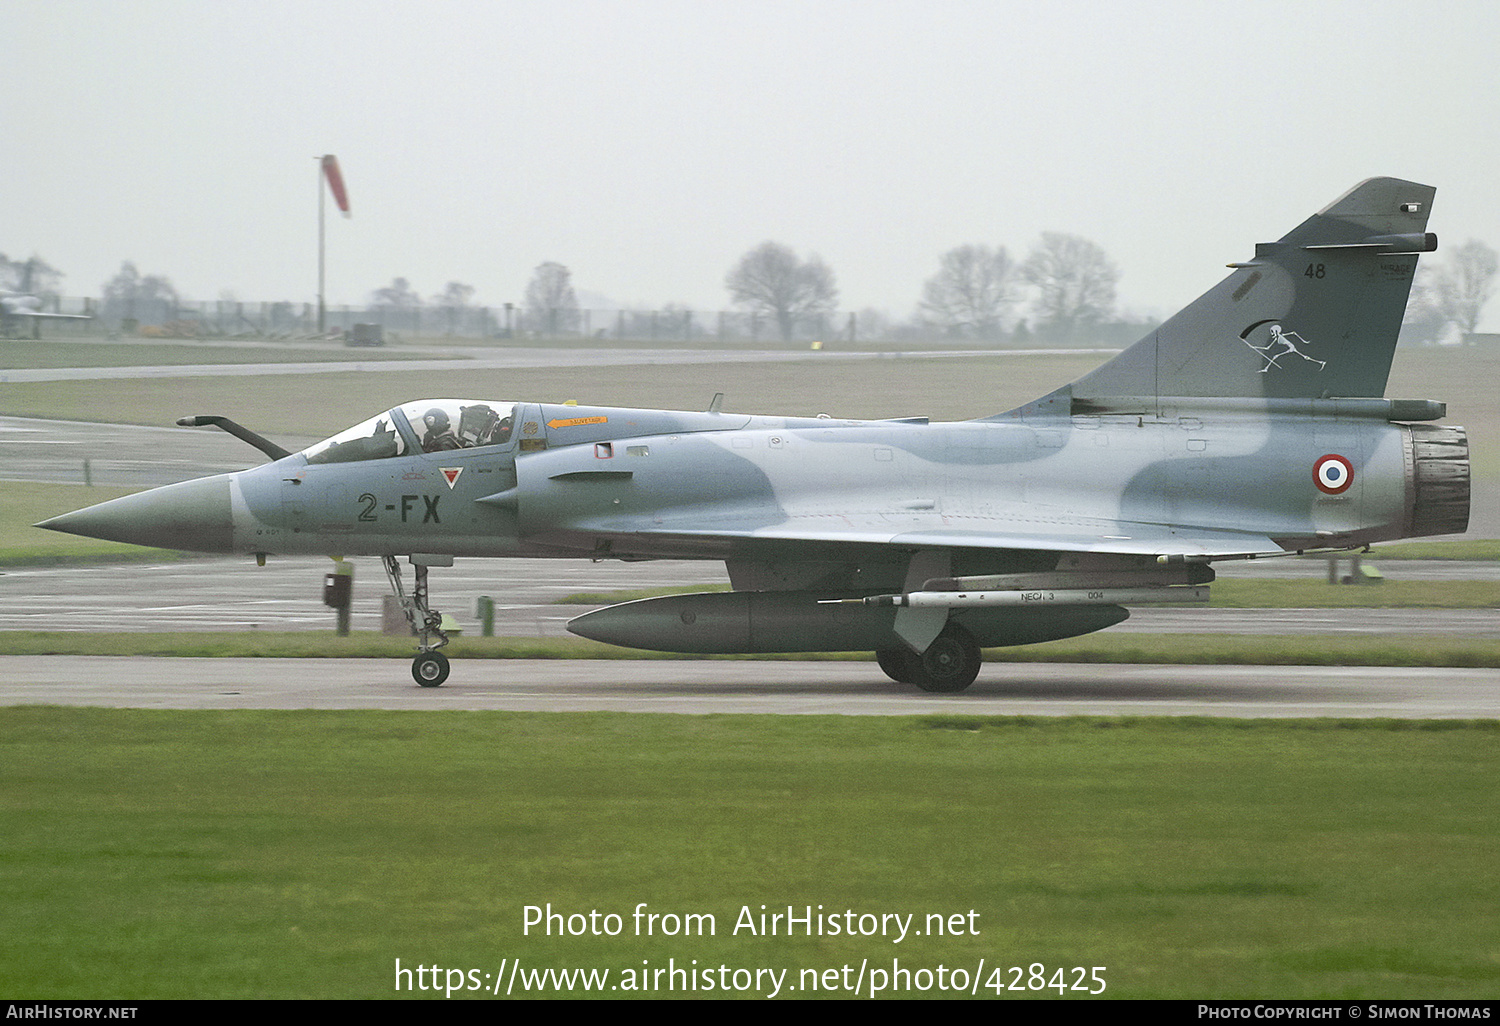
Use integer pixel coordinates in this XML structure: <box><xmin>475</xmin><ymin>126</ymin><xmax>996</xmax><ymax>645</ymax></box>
<box><xmin>46</xmin><ymin>396</ymin><xmax>1463</xmax><ymax>567</ymax></box>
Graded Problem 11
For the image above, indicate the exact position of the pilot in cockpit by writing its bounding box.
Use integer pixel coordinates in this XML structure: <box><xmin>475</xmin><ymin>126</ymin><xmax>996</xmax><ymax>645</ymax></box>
<box><xmin>420</xmin><ymin>408</ymin><xmax>462</xmax><ymax>452</ymax></box>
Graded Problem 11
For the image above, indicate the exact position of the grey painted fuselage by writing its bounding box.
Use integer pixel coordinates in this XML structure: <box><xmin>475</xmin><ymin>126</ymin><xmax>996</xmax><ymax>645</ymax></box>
<box><xmin>37</xmin><ymin>177</ymin><xmax>1472</xmax><ymax>690</ymax></box>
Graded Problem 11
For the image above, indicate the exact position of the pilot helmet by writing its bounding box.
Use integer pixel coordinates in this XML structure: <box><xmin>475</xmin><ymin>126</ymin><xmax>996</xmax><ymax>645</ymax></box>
<box><xmin>423</xmin><ymin>408</ymin><xmax>451</xmax><ymax>433</ymax></box>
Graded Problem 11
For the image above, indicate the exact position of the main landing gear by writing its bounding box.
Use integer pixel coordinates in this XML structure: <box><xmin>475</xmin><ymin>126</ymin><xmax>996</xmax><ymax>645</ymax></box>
<box><xmin>383</xmin><ymin>554</ymin><xmax>451</xmax><ymax>687</ymax></box>
<box><xmin>876</xmin><ymin>624</ymin><xmax>982</xmax><ymax>693</ymax></box>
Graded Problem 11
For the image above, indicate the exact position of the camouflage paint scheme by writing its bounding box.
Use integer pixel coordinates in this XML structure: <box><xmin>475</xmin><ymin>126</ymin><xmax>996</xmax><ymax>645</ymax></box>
<box><xmin>39</xmin><ymin>178</ymin><xmax>1470</xmax><ymax>691</ymax></box>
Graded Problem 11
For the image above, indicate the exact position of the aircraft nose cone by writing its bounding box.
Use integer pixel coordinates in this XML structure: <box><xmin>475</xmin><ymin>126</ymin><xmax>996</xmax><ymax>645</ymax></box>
<box><xmin>35</xmin><ymin>475</ymin><xmax>236</xmax><ymax>553</ymax></box>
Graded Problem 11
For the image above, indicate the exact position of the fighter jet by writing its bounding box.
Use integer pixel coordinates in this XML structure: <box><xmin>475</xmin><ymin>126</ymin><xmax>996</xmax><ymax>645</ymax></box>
<box><xmin>1</xmin><ymin>291</ymin><xmax>91</xmax><ymax>338</ymax></box>
<box><xmin>37</xmin><ymin>178</ymin><xmax>1470</xmax><ymax>691</ymax></box>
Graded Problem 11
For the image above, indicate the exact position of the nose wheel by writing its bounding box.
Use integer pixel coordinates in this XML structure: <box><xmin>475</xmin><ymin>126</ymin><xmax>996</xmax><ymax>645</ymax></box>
<box><xmin>383</xmin><ymin>555</ymin><xmax>453</xmax><ymax>687</ymax></box>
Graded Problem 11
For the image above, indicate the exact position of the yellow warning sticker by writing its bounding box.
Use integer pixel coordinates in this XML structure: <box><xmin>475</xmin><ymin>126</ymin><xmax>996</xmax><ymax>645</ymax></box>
<box><xmin>547</xmin><ymin>416</ymin><xmax>608</xmax><ymax>429</ymax></box>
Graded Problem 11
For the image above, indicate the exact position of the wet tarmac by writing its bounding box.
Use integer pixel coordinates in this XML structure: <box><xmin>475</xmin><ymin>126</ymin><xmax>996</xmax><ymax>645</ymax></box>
<box><xmin>4</xmin><ymin>656</ymin><xmax>1496</xmax><ymax>718</ymax></box>
<box><xmin>3</xmin><ymin>555</ymin><xmax>1496</xmax><ymax>637</ymax></box>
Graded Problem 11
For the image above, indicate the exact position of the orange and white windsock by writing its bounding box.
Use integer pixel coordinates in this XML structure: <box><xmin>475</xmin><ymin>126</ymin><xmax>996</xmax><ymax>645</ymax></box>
<box><xmin>321</xmin><ymin>155</ymin><xmax>351</xmax><ymax>217</ymax></box>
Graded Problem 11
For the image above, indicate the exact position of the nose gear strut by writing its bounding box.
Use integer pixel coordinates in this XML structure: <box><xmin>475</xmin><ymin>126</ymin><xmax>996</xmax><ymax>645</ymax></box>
<box><xmin>382</xmin><ymin>554</ymin><xmax>451</xmax><ymax>686</ymax></box>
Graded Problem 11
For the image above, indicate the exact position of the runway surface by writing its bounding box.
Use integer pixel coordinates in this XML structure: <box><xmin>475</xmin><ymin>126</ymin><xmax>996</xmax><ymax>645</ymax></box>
<box><xmin>5</xmin><ymin>555</ymin><xmax>1498</xmax><ymax>636</ymax></box>
<box><xmin>4</xmin><ymin>656</ymin><xmax>1496</xmax><ymax>717</ymax></box>
<box><xmin>0</xmin><ymin>414</ymin><xmax>313</xmax><ymax>489</ymax></box>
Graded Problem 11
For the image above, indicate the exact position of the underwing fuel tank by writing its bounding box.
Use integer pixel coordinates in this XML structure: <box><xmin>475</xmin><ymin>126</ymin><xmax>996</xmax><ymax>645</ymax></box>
<box><xmin>566</xmin><ymin>591</ymin><xmax>1129</xmax><ymax>654</ymax></box>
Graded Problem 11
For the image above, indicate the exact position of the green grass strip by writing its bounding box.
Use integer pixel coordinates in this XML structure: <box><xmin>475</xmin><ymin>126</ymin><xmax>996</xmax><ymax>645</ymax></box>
<box><xmin>1361</xmin><ymin>538</ymin><xmax>1500</xmax><ymax>560</ymax></box>
<box><xmin>1</xmin><ymin>709</ymin><xmax>1496</xmax><ymax>999</ymax></box>
<box><xmin>0</xmin><ymin>482</ymin><xmax>192</xmax><ymax>564</ymax></box>
<box><xmin>0</xmin><ymin>339</ymin><xmax>429</xmax><ymax>369</ymax></box>
<box><xmin>1209</xmin><ymin>578</ymin><xmax>1499</xmax><ymax>608</ymax></box>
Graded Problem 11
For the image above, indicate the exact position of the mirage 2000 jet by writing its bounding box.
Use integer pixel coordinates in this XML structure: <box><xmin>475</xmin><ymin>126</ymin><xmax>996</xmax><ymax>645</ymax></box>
<box><xmin>39</xmin><ymin>178</ymin><xmax>1470</xmax><ymax>691</ymax></box>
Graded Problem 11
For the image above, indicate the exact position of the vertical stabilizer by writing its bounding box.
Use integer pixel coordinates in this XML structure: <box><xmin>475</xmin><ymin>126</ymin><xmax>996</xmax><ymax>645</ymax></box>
<box><xmin>1069</xmin><ymin>177</ymin><xmax>1436</xmax><ymax>401</ymax></box>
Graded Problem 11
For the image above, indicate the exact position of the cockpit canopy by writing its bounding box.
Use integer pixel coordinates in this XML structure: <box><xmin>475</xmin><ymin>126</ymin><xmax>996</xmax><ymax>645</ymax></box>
<box><xmin>302</xmin><ymin>399</ymin><xmax>519</xmax><ymax>464</ymax></box>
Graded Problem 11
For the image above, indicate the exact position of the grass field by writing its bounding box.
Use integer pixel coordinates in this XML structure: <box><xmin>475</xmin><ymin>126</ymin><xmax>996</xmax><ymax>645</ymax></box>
<box><xmin>0</xmin><ymin>338</ymin><xmax>427</xmax><ymax>369</ymax></box>
<box><xmin>1</xmin><ymin>482</ymin><xmax>185</xmax><ymax>563</ymax></box>
<box><xmin>2</xmin><ymin>709</ymin><xmax>1496</xmax><ymax>999</ymax></box>
<box><xmin>4</xmin><ymin>341</ymin><xmax>1497</xmax><ymax>1003</ymax></box>
<box><xmin>0</xmin><ymin>353</ymin><xmax>1106</xmax><ymax>436</ymax></box>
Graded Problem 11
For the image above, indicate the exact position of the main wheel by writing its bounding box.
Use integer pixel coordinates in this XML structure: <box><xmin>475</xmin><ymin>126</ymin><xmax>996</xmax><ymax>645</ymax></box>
<box><xmin>911</xmin><ymin>625</ymin><xmax>981</xmax><ymax>693</ymax></box>
<box><xmin>412</xmin><ymin>651</ymin><xmax>450</xmax><ymax>687</ymax></box>
<box><xmin>876</xmin><ymin>647</ymin><xmax>922</xmax><ymax>684</ymax></box>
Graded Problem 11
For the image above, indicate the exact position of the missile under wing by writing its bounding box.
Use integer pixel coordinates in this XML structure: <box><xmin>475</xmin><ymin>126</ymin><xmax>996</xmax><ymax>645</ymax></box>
<box><xmin>38</xmin><ymin>178</ymin><xmax>1470</xmax><ymax>691</ymax></box>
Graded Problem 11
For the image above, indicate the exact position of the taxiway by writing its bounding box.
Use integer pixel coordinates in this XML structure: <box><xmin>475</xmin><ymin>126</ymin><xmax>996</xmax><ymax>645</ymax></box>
<box><xmin>4</xmin><ymin>656</ymin><xmax>1496</xmax><ymax>717</ymax></box>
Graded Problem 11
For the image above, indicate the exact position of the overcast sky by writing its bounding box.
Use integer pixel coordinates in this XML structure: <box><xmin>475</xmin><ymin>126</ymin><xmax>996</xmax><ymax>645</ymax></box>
<box><xmin>6</xmin><ymin>0</ymin><xmax>1499</xmax><ymax>327</ymax></box>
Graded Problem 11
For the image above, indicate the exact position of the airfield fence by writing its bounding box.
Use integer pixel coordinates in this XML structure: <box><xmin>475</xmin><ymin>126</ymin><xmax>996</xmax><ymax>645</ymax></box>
<box><xmin>60</xmin><ymin>298</ymin><xmax>871</xmax><ymax>343</ymax></box>
<box><xmin>38</xmin><ymin>295</ymin><xmax>1149</xmax><ymax>347</ymax></box>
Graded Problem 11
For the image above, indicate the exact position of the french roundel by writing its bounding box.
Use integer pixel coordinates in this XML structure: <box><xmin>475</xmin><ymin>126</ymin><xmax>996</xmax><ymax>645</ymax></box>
<box><xmin>1313</xmin><ymin>454</ymin><xmax>1354</xmax><ymax>495</ymax></box>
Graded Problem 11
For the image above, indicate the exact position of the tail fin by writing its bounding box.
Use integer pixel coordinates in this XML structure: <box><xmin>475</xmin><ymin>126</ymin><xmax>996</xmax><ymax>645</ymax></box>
<box><xmin>1069</xmin><ymin>177</ymin><xmax>1436</xmax><ymax>401</ymax></box>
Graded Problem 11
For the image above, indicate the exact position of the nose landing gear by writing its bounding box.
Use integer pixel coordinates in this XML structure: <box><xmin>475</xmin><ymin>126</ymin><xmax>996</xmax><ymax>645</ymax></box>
<box><xmin>382</xmin><ymin>554</ymin><xmax>453</xmax><ymax>686</ymax></box>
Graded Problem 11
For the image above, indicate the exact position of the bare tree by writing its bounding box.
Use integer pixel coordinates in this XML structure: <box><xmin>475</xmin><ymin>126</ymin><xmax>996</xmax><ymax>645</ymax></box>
<box><xmin>1421</xmin><ymin>239</ymin><xmax>1498</xmax><ymax>340</ymax></box>
<box><xmin>1402</xmin><ymin>265</ymin><xmax>1449</xmax><ymax>344</ymax></box>
<box><xmin>2</xmin><ymin>254</ymin><xmax>63</xmax><ymax>297</ymax></box>
<box><xmin>1020</xmin><ymin>232</ymin><xmax>1119</xmax><ymax>342</ymax></box>
<box><xmin>655</xmin><ymin>302</ymin><xmax>698</xmax><ymax>341</ymax></box>
<box><xmin>524</xmin><ymin>262</ymin><xmax>579</xmax><ymax>335</ymax></box>
<box><xmin>725</xmin><ymin>241</ymin><xmax>838</xmax><ymax>341</ymax></box>
<box><xmin>920</xmin><ymin>245</ymin><xmax>1018</xmax><ymax>339</ymax></box>
<box><xmin>103</xmin><ymin>261</ymin><xmax>178</xmax><ymax>305</ymax></box>
<box><xmin>852</xmin><ymin>307</ymin><xmax>896</xmax><ymax>342</ymax></box>
<box><xmin>371</xmin><ymin>277</ymin><xmax>421</xmax><ymax>310</ymax></box>
<box><xmin>431</xmin><ymin>281</ymin><xmax>476</xmax><ymax>336</ymax></box>
<box><xmin>101</xmin><ymin>261</ymin><xmax>179</xmax><ymax>324</ymax></box>
<box><xmin>368</xmin><ymin>277</ymin><xmax>422</xmax><ymax>334</ymax></box>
